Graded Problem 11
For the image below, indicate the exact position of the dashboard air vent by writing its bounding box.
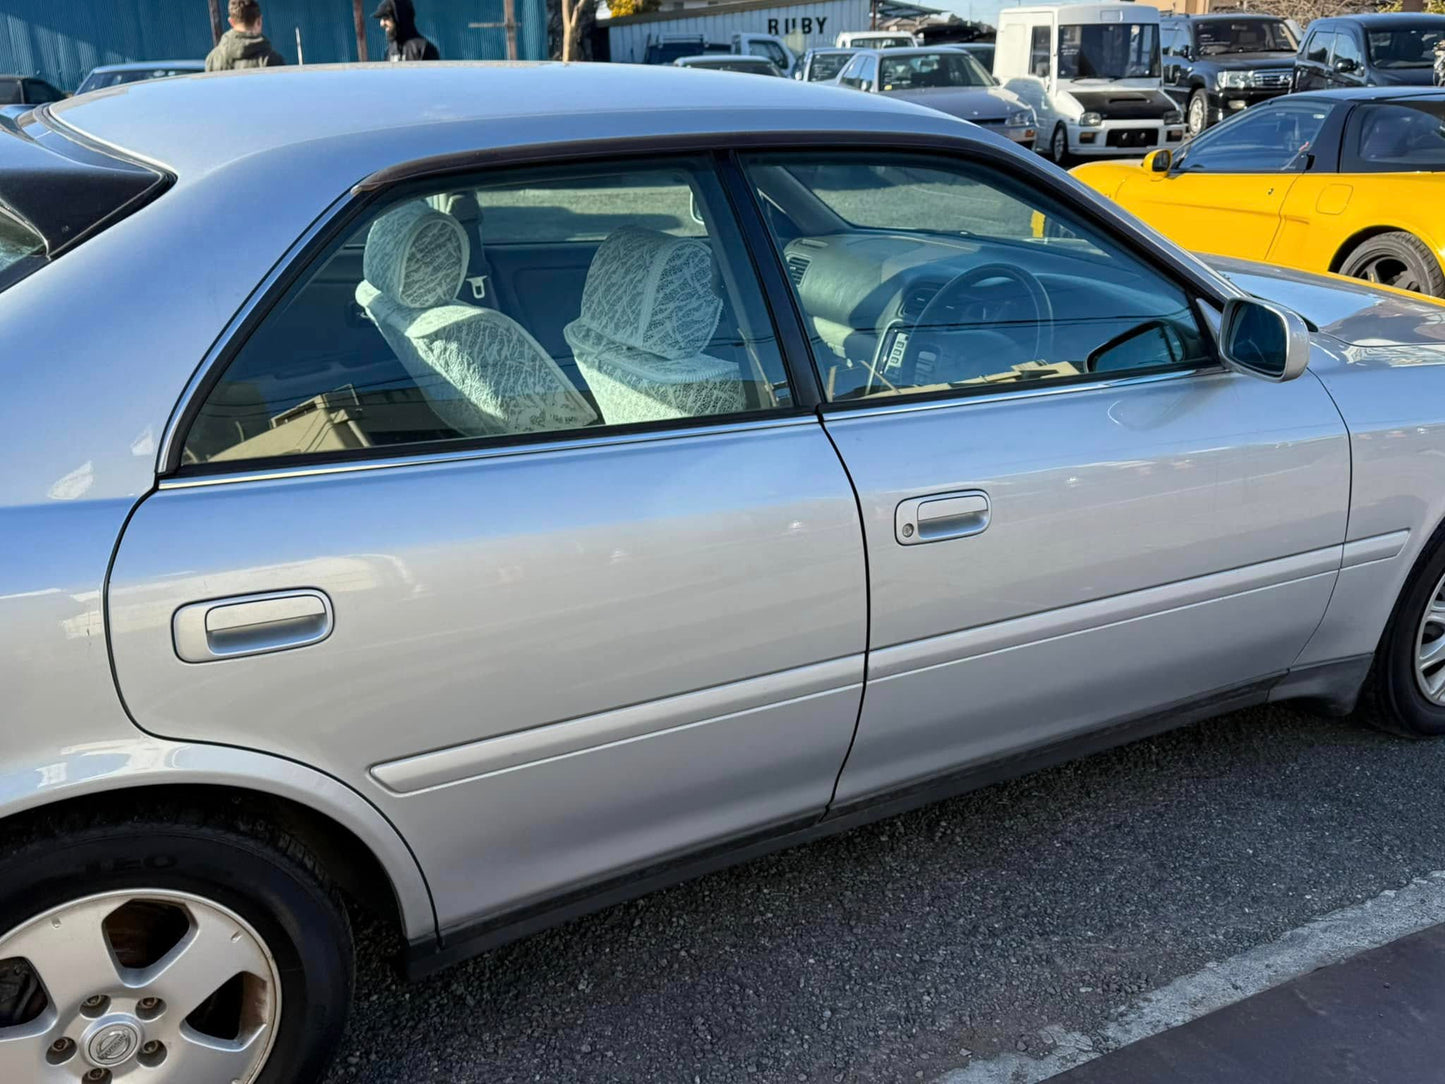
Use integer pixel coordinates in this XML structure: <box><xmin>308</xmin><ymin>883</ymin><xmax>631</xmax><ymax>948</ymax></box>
<box><xmin>786</xmin><ymin>255</ymin><xmax>810</xmax><ymax>287</ymax></box>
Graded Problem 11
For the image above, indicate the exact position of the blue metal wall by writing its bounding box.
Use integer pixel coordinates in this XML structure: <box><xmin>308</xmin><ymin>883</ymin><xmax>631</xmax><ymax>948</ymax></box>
<box><xmin>0</xmin><ymin>0</ymin><xmax>548</xmax><ymax>92</ymax></box>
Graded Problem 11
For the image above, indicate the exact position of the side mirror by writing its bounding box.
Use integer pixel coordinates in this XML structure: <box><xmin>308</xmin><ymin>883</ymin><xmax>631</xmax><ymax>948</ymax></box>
<box><xmin>1144</xmin><ymin>148</ymin><xmax>1172</xmax><ymax>173</ymax></box>
<box><xmin>1220</xmin><ymin>297</ymin><xmax>1310</xmax><ymax>382</ymax></box>
<box><xmin>1334</xmin><ymin>56</ymin><xmax>1359</xmax><ymax>73</ymax></box>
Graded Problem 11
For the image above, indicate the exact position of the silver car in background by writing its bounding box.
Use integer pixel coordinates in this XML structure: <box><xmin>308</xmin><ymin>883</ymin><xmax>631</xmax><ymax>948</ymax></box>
<box><xmin>4</xmin><ymin>61</ymin><xmax>1445</xmax><ymax>1083</ymax></box>
<box><xmin>834</xmin><ymin>46</ymin><xmax>1038</xmax><ymax>147</ymax></box>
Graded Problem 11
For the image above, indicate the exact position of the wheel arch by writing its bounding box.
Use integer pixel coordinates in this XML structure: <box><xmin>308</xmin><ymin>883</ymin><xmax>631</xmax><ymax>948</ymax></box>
<box><xmin>0</xmin><ymin>743</ymin><xmax>436</xmax><ymax>946</ymax></box>
<box><xmin>1328</xmin><ymin>225</ymin><xmax>1437</xmax><ymax>274</ymax></box>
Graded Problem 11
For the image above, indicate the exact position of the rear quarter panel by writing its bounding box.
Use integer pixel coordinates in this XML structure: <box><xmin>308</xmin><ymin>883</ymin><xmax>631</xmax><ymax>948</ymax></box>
<box><xmin>1273</xmin><ymin>173</ymin><xmax>1445</xmax><ymax>277</ymax></box>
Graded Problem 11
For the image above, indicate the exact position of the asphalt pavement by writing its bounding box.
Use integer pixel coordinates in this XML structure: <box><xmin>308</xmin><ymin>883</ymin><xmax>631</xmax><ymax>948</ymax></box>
<box><xmin>322</xmin><ymin>703</ymin><xmax>1445</xmax><ymax>1083</ymax></box>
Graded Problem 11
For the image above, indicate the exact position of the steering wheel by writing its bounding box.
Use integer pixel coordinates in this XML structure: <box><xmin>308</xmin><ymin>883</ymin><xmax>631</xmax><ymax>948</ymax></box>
<box><xmin>896</xmin><ymin>264</ymin><xmax>1054</xmax><ymax>388</ymax></box>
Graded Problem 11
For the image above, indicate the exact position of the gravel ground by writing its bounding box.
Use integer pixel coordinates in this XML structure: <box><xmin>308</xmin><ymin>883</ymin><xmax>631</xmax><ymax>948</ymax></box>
<box><xmin>322</xmin><ymin>703</ymin><xmax>1445</xmax><ymax>1083</ymax></box>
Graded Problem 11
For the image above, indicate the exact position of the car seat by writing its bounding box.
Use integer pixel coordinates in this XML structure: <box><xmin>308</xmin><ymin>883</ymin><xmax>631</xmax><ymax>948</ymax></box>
<box><xmin>562</xmin><ymin>226</ymin><xmax>743</xmax><ymax>424</ymax></box>
<box><xmin>355</xmin><ymin>200</ymin><xmax>597</xmax><ymax>438</ymax></box>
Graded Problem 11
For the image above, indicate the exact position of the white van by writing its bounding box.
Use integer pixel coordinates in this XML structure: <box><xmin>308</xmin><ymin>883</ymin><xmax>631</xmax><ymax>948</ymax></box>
<box><xmin>835</xmin><ymin>30</ymin><xmax>918</xmax><ymax>49</ymax></box>
<box><xmin>994</xmin><ymin>4</ymin><xmax>1184</xmax><ymax>165</ymax></box>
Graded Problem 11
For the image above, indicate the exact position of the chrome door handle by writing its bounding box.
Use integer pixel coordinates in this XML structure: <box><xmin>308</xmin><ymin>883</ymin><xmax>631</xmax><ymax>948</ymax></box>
<box><xmin>172</xmin><ymin>589</ymin><xmax>333</xmax><ymax>663</ymax></box>
<box><xmin>895</xmin><ymin>490</ymin><xmax>990</xmax><ymax>545</ymax></box>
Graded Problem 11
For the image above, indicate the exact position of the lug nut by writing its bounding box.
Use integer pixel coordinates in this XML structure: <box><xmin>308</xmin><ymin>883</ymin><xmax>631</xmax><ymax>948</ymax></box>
<box><xmin>142</xmin><ymin>1041</ymin><xmax>159</xmax><ymax>1054</ymax></box>
<box><xmin>82</xmin><ymin>995</ymin><xmax>104</xmax><ymax>1008</ymax></box>
<box><xmin>137</xmin><ymin>995</ymin><xmax>165</xmax><ymax>1019</ymax></box>
<box><xmin>84</xmin><ymin>1069</ymin><xmax>109</xmax><ymax>1082</ymax></box>
<box><xmin>45</xmin><ymin>1037</ymin><xmax>75</xmax><ymax>1064</ymax></box>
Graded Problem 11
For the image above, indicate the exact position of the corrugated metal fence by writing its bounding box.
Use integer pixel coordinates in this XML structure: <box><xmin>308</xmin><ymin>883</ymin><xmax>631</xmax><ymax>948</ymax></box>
<box><xmin>0</xmin><ymin>0</ymin><xmax>548</xmax><ymax>92</ymax></box>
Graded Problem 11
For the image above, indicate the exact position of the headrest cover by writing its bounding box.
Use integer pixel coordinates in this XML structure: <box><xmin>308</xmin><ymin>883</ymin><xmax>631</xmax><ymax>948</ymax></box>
<box><xmin>574</xmin><ymin>227</ymin><xmax>722</xmax><ymax>360</ymax></box>
<box><xmin>363</xmin><ymin>201</ymin><xmax>470</xmax><ymax>309</ymax></box>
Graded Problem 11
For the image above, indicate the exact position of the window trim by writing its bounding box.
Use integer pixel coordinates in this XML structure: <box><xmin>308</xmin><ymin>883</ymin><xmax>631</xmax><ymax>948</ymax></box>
<box><xmin>730</xmin><ymin>145</ymin><xmax>1233</xmax><ymax>415</ymax></box>
<box><xmin>161</xmin><ymin>130</ymin><xmax>1248</xmax><ymax>478</ymax></box>
<box><xmin>160</xmin><ymin>148</ymin><xmax>818</xmax><ymax>479</ymax></box>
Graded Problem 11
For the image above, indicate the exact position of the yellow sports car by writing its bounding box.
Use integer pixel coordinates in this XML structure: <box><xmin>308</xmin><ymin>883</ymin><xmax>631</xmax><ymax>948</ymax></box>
<box><xmin>1072</xmin><ymin>87</ymin><xmax>1445</xmax><ymax>296</ymax></box>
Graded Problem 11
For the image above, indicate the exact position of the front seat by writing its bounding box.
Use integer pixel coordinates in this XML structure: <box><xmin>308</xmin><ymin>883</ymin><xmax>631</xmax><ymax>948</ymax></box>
<box><xmin>355</xmin><ymin>201</ymin><xmax>597</xmax><ymax>438</ymax></box>
<box><xmin>562</xmin><ymin>226</ymin><xmax>745</xmax><ymax>425</ymax></box>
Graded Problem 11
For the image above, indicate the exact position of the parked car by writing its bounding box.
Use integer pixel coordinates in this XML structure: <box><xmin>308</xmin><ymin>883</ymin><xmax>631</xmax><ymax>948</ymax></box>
<box><xmin>1294</xmin><ymin>13</ymin><xmax>1445</xmax><ymax>91</ymax></box>
<box><xmin>1071</xmin><ymin>87</ymin><xmax>1445</xmax><ymax>296</ymax></box>
<box><xmin>954</xmin><ymin>40</ymin><xmax>995</xmax><ymax>71</ymax></box>
<box><xmin>994</xmin><ymin>4</ymin><xmax>1185</xmax><ymax>165</ymax></box>
<box><xmin>641</xmin><ymin>34</ymin><xmax>725</xmax><ymax>64</ymax></box>
<box><xmin>795</xmin><ymin>46</ymin><xmax>857</xmax><ymax>81</ymax></box>
<box><xmin>835</xmin><ymin>47</ymin><xmax>1037</xmax><ymax>147</ymax></box>
<box><xmin>9</xmin><ymin>62</ymin><xmax>1445</xmax><ymax>1084</ymax></box>
<box><xmin>835</xmin><ymin>30</ymin><xmax>917</xmax><ymax>48</ymax></box>
<box><xmin>674</xmin><ymin>55</ymin><xmax>782</xmax><ymax>75</ymax></box>
<box><xmin>1160</xmin><ymin>14</ymin><xmax>1299</xmax><ymax>135</ymax></box>
<box><xmin>0</xmin><ymin>74</ymin><xmax>64</xmax><ymax>107</ymax></box>
<box><xmin>75</xmin><ymin>60</ymin><xmax>204</xmax><ymax>95</ymax></box>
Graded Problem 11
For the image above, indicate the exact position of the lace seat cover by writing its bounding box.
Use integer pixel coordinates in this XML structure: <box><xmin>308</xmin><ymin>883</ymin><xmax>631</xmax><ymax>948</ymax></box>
<box><xmin>563</xmin><ymin>227</ymin><xmax>743</xmax><ymax>424</ymax></box>
<box><xmin>356</xmin><ymin>201</ymin><xmax>596</xmax><ymax>438</ymax></box>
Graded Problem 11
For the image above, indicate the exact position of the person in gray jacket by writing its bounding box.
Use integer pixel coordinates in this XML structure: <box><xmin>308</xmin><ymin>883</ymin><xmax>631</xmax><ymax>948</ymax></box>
<box><xmin>205</xmin><ymin>0</ymin><xmax>287</xmax><ymax>71</ymax></box>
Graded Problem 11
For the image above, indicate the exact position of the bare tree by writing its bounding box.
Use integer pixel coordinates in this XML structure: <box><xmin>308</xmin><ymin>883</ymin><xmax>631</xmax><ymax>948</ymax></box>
<box><xmin>555</xmin><ymin>0</ymin><xmax>598</xmax><ymax>60</ymax></box>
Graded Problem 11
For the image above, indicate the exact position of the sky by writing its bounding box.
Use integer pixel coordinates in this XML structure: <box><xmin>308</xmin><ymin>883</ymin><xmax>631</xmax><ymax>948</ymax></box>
<box><xmin>925</xmin><ymin>0</ymin><xmax>1097</xmax><ymax>32</ymax></box>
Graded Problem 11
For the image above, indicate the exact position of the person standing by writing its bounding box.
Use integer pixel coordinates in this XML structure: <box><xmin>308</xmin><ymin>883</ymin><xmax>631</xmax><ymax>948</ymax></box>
<box><xmin>372</xmin><ymin>0</ymin><xmax>441</xmax><ymax>61</ymax></box>
<box><xmin>205</xmin><ymin>0</ymin><xmax>287</xmax><ymax>71</ymax></box>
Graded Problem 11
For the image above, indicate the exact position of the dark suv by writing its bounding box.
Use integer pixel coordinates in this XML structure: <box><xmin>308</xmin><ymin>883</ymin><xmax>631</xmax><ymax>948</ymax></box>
<box><xmin>1160</xmin><ymin>15</ymin><xmax>1300</xmax><ymax>134</ymax></box>
<box><xmin>1294</xmin><ymin>14</ymin><xmax>1445</xmax><ymax>91</ymax></box>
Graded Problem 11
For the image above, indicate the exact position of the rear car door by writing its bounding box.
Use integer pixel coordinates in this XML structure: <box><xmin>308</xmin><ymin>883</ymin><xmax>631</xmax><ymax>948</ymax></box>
<box><xmin>1116</xmin><ymin>98</ymin><xmax>1333</xmax><ymax>260</ymax></box>
<box><xmin>741</xmin><ymin>147</ymin><xmax>1349</xmax><ymax>804</ymax></box>
<box><xmin>106</xmin><ymin>155</ymin><xmax>868</xmax><ymax>934</ymax></box>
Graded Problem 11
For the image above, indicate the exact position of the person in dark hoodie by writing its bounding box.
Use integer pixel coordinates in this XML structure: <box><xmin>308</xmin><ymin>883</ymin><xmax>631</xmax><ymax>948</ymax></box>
<box><xmin>205</xmin><ymin>0</ymin><xmax>287</xmax><ymax>71</ymax></box>
<box><xmin>373</xmin><ymin>0</ymin><xmax>441</xmax><ymax>61</ymax></box>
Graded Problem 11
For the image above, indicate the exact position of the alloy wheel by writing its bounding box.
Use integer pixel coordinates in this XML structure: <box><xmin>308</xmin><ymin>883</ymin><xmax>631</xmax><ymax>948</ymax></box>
<box><xmin>1187</xmin><ymin>94</ymin><xmax>1206</xmax><ymax>135</ymax></box>
<box><xmin>1416</xmin><ymin>569</ymin><xmax>1445</xmax><ymax>704</ymax></box>
<box><xmin>0</xmin><ymin>890</ymin><xmax>280</xmax><ymax>1082</ymax></box>
<box><xmin>1353</xmin><ymin>255</ymin><xmax>1425</xmax><ymax>294</ymax></box>
<box><xmin>1052</xmin><ymin>126</ymin><xmax>1067</xmax><ymax>164</ymax></box>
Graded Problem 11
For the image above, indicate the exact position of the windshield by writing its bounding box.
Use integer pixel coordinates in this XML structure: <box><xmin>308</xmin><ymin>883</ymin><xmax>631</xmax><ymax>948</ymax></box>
<box><xmin>1058</xmin><ymin>23</ymin><xmax>1160</xmax><ymax>79</ymax></box>
<box><xmin>1195</xmin><ymin>19</ymin><xmax>1296</xmax><ymax>55</ymax></box>
<box><xmin>0</xmin><ymin>212</ymin><xmax>43</xmax><ymax>289</ymax></box>
<box><xmin>879</xmin><ymin>52</ymin><xmax>994</xmax><ymax>89</ymax></box>
<box><xmin>809</xmin><ymin>52</ymin><xmax>854</xmax><ymax>80</ymax></box>
<box><xmin>1366</xmin><ymin>24</ymin><xmax>1445</xmax><ymax>68</ymax></box>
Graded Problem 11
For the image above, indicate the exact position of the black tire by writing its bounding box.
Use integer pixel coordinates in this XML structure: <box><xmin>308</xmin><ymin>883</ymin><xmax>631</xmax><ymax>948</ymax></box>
<box><xmin>1339</xmin><ymin>231</ymin><xmax>1445</xmax><ymax>298</ymax></box>
<box><xmin>1364</xmin><ymin>530</ymin><xmax>1445</xmax><ymax>738</ymax></box>
<box><xmin>1186</xmin><ymin>88</ymin><xmax>1210</xmax><ymax>136</ymax></box>
<box><xmin>0</xmin><ymin>806</ymin><xmax>353</xmax><ymax>1083</ymax></box>
<box><xmin>1049</xmin><ymin>123</ymin><xmax>1070</xmax><ymax>167</ymax></box>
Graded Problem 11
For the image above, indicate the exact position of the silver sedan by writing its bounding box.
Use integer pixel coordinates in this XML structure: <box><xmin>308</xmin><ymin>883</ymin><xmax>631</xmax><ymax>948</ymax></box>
<box><xmin>2</xmin><ymin>61</ymin><xmax>1445</xmax><ymax>1083</ymax></box>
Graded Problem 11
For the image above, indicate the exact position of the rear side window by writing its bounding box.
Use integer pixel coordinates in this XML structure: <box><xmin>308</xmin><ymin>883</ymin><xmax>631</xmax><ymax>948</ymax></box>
<box><xmin>0</xmin><ymin>118</ymin><xmax>167</xmax><ymax>294</ymax></box>
<box><xmin>181</xmin><ymin>158</ymin><xmax>794</xmax><ymax>469</ymax></box>
<box><xmin>1349</xmin><ymin>101</ymin><xmax>1445</xmax><ymax>171</ymax></box>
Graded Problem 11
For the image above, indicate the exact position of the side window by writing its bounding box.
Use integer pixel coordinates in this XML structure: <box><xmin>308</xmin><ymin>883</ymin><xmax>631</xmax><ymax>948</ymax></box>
<box><xmin>1304</xmin><ymin>30</ymin><xmax>1334</xmax><ymax>64</ymax></box>
<box><xmin>1160</xmin><ymin>25</ymin><xmax>1179</xmax><ymax>57</ymax></box>
<box><xmin>1030</xmin><ymin>25</ymin><xmax>1052</xmax><ymax>77</ymax></box>
<box><xmin>750</xmin><ymin>40</ymin><xmax>789</xmax><ymax>68</ymax></box>
<box><xmin>860</xmin><ymin>56</ymin><xmax>879</xmax><ymax>90</ymax></box>
<box><xmin>182</xmin><ymin>160</ymin><xmax>792</xmax><ymax>468</ymax></box>
<box><xmin>741</xmin><ymin>152</ymin><xmax>1213</xmax><ymax>404</ymax></box>
<box><xmin>1332</xmin><ymin>30</ymin><xmax>1362</xmax><ymax>72</ymax></box>
<box><xmin>837</xmin><ymin>56</ymin><xmax>865</xmax><ymax>88</ymax></box>
<box><xmin>1177</xmin><ymin>100</ymin><xmax>1331</xmax><ymax>173</ymax></box>
<box><xmin>1350</xmin><ymin>101</ymin><xmax>1445</xmax><ymax>172</ymax></box>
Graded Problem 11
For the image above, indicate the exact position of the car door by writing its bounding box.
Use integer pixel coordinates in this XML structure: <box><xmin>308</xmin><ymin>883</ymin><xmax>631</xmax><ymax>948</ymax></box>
<box><xmin>1113</xmin><ymin>98</ymin><xmax>1333</xmax><ymax>260</ymax></box>
<box><xmin>1329</xmin><ymin>28</ymin><xmax>1366</xmax><ymax>87</ymax></box>
<box><xmin>1295</xmin><ymin>28</ymin><xmax>1334</xmax><ymax>90</ymax></box>
<box><xmin>105</xmin><ymin>155</ymin><xmax>868</xmax><ymax>934</ymax></box>
<box><xmin>740</xmin><ymin>148</ymin><xmax>1349</xmax><ymax>804</ymax></box>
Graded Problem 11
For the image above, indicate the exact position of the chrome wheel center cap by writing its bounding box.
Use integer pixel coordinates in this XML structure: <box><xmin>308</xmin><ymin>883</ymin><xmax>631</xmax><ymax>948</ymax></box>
<box><xmin>86</xmin><ymin>1020</ymin><xmax>142</xmax><ymax>1067</ymax></box>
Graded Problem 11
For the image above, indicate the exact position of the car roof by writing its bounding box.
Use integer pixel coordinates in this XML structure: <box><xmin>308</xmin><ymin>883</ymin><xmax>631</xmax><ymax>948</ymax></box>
<box><xmin>806</xmin><ymin>47</ymin><xmax>855</xmax><ymax>54</ymax></box>
<box><xmin>1314</xmin><ymin>12</ymin><xmax>1445</xmax><ymax>25</ymax></box>
<box><xmin>49</xmin><ymin>62</ymin><xmax>967</xmax><ymax>180</ymax></box>
<box><xmin>1292</xmin><ymin>86</ymin><xmax>1445</xmax><ymax>103</ymax></box>
<box><xmin>88</xmin><ymin>60</ymin><xmax>204</xmax><ymax>74</ymax></box>
<box><xmin>1166</xmin><ymin>12</ymin><xmax>1287</xmax><ymax>20</ymax></box>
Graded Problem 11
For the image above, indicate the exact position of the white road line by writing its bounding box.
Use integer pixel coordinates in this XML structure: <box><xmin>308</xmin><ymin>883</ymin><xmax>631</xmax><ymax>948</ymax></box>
<box><xmin>936</xmin><ymin>870</ymin><xmax>1445</xmax><ymax>1084</ymax></box>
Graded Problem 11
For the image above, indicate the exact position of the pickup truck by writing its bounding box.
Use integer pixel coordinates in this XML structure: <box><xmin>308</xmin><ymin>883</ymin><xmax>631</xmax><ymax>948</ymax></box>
<box><xmin>642</xmin><ymin>33</ymin><xmax>797</xmax><ymax>76</ymax></box>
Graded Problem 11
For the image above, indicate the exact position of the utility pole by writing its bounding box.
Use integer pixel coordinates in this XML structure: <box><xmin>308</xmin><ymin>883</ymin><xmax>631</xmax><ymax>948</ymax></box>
<box><xmin>207</xmin><ymin>0</ymin><xmax>224</xmax><ymax>45</ymax></box>
<box><xmin>352</xmin><ymin>0</ymin><xmax>369</xmax><ymax>61</ymax></box>
<box><xmin>504</xmin><ymin>0</ymin><xmax>518</xmax><ymax>60</ymax></box>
